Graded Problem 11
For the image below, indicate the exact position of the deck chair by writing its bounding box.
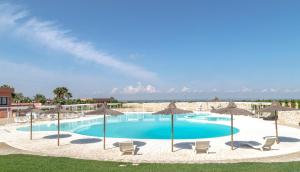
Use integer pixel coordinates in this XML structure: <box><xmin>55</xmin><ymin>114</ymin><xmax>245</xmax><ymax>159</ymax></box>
<box><xmin>14</xmin><ymin>117</ymin><xmax>28</xmax><ymax>123</ymax></box>
<box><xmin>119</xmin><ymin>140</ymin><xmax>136</xmax><ymax>155</ymax></box>
<box><xmin>243</xmin><ymin>137</ymin><xmax>276</xmax><ymax>151</ymax></box>
<box><xmin>192</xmin><ymin>141</ymin><xmax>210</xmax><ymax>154</ymax></box>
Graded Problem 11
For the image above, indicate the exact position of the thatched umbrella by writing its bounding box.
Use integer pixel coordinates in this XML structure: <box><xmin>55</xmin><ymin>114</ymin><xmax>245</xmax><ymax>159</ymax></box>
<box><xmin>211</xmin><ymin>102</ymin><xmax>253</xmax><ymax>150</ymax></box>
<box><xmin>85</xmin><ymin>104</ymin><xmax>123</xmax><ymax>150</ymax></box>
<box><xmin>43</xmin><ymin>106</ymin><xmax>72</xmax><ymax>146</ymax></box>
<box><xmin>153</xmin><ymin>102</ymin><xmax>193</xmax><ymax>152</ymax></box>
<box><xmin>258</xmin><ymin>101</ymin><xmax>296</xmax><ymax>143</ymax></box>
<box><xmin>19</xmin><ymin>107</ymin><xmax>43</xmax><ymax>140</ymax></box>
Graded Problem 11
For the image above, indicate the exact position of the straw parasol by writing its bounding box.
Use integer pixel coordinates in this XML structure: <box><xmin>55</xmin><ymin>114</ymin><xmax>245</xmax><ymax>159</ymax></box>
<box><xmin>258</xmin><ymin>101</ymin><xmax>296</xmax><ymax>143</ymax></box>
<box><xmin>19</xmin><ymin>107</ymin><xmax>43</xmax><ymax>140</ymax></box>
<box><xmin>43</xmin><ymin>105</ymin><xmax>73</xmax><ymax>146</ymax></box>
<box><xmin>153</xmin><ymin>102</ymin><xmax>193</xmax><ymax>152</ymax></box>
<box><xmin>85</xmin><ymin>104</ymin><xmax>123</xmax><ymax>150</ymax></box>
<box><xmin>211</xmin><ymin>102</ymin><xmax>253</xmax><ymax>150</ymax></box>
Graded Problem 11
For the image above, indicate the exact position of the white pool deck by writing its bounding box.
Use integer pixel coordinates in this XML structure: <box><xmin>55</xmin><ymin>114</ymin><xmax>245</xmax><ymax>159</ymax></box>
<box><xmin>1</xmin><ymin>113</ymin><xmax>300</xmax><ymax>163</ymax></box>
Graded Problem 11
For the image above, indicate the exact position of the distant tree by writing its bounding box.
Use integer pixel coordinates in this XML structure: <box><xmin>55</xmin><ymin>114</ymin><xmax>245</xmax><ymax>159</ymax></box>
<box><xmin>284</xmin><ymin>100</ymin><xmax>289</xmax><ymax>107</ymax></box>
<box><xmin>291</xmin><ymin>100</ymin><xmax>296</xmax><ymax>108</ymax></box>
<box><xmin>22</xmin><ymin>97</ymin><xmax>32</xmax><ymax>103</ymax></box>
<box><xmin>1</xmin><ymin>85</ymin><xmax>35</xmax><ymax>104</ymax></box>
<box><xmin>66</xmin><ymin>92</ymin><xmax>73</xmax><ymax>100</ymax></box>
<box><xmin>53</xmin><ymin>87</ymin><xmax>69</xmax><ymax>99</ymax></box>
<box><xmin>279</xmin><ymin>100</ymin><xmax>284</xmax><ymax>106</ymax></box>
<box><xmin>109</xmin><ymin>97</ymin><xmax>119</xmax><ymax>103</ymax></box>
<box><xmin>212</xmin><ymin>97</ymin><xmax>220</xmax><ymax>102</ymax></box>
<box><xmin>13</xmin><ymin>93</ymin><xmax>24</xmax><ymax>103</ymax></box>
<box><xmin>53</xmin><ymin>87</ymin><xmax>72</xmax><ymax>104</ymax></box>
<box><xmin>34</xmin><ymin>94</ymin><xmax>47</xmax><ymax>104</ymax></box>
<box><xmin>87</xmin><ymin>99</ymin><xmax>96</xmax><ymax>104</ymax></box>
<box><xmin>0</xmin><ymin>84</ymin><xmax>12</xmax><ymax>88</ymax></box>
<box><xmin>75</xmin><ymin>99</ymin><xmax>82</xmax><ymax>104</ymax></box>
<box><xmin>12</xmin><ymin>93</ymin><xmax>32</xmax><ymax>103</ymax></box>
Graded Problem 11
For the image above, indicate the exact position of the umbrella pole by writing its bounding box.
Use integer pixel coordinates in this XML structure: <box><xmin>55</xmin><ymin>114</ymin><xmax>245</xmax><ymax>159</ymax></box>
<box><xmin>171</xmin><ymin>113</ymin><xmax>174</xmax><ymax>152</ymax></box>
<box><xmin>103</xmin><ymin>113</ymin><xmax>106</xmax><ymax>150</ymax></box>
<box><xmin>30</xmin><ymin>111</ymin><xmax>33</xmax><ymax>140</ymax></box>
<box><xmin>231</xmin><ymin>113</ymin><xmax>234</xmax><ymax>150</ymax></box>
<box><xmin>57</xmin><ymin>112</ymin><xmax>60</xmax><ymax>146</ymax></box>
<box><xmin>275</xmin><ymin>110</ymin><xmax>279</xmax><ymax>143</ymax></box>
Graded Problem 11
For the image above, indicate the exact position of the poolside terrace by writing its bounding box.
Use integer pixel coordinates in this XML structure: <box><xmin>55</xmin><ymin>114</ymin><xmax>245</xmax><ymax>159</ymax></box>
<box><xmin>1</xmin><ymin>110</ymin><xmax>300</xmax><ymax>163</ymax></box>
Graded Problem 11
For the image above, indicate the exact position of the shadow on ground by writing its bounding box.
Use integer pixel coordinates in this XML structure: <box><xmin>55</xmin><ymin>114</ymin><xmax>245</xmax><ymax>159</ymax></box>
<box><xmin>275</xmin><ymin>136</ymin><xmax>300</xmax><ymax>143</ymax></box>
<box><xmin>43</xmin><ymin>134</ymin><xmax>72</xmax><ymax>139</ymax></box>
<box><xmin>70</xmin><ymin>138</ymin><xmax>102</xmax><ymax>144</ymax></box>
<box><xmin>225</xmin><ymin>141</ymin><xmax>261</xmax><ymax>149</ymax></box>
<box><xmin>174</xmin><ymin>142</ymin><xmax>194</xmax><ymax>150</ymax></box>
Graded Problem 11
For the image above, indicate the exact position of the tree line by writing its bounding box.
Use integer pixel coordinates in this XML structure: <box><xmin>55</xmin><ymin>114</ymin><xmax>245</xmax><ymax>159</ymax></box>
<box><xmin>0</xmin><ymin>84</ymin><xmax>117</xmax><ymax>105</ymax></box>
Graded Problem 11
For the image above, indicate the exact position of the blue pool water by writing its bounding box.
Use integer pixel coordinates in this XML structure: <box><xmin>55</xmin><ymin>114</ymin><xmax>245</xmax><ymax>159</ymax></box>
<box><xmin>185</xmin><ymin>115</ymin><xmax>231</xmax><ymax>121</ymax></box>
<box><xmin>17</xmin><ymin>113</ymin><xmax>239</xmax><ymax>139</ymax></box>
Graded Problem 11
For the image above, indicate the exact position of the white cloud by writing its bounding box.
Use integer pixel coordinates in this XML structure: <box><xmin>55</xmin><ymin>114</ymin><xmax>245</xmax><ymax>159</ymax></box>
<box><xmin>0</xmin><ymin>3</ymin><xmax>28</xmax><ymax>28</ymax></box>
<box><xmin>181</xmin><ymin>86</ymin><xmax>190</xmax><ymax>93</ymax></box>
<box><xmin>241</xmin><ymin>87</ymin><xmax>252</xmax><ymax>93</ymax></box>
<box><xmin>0</xmin><ymin>3</ymin><xmax>157</xmax><ymax>81</ymax></box>
<box><xmin>210</xmin><ymin>88</ymin><xmax>218</xmax><ymax>92</ymax></box>
<box><xmin>284</xmin><ymin>89</ymin><xmax>300</xmax><ymax>93</ymax></box>
<box><xmin>111</xmin><ymin>88</ymin><xmax>119</xmax><ymax>94</ymax></box>
<box><xmin>260</xmin><ymin>89</ymin><xmax>268</xmax><ymax>93</ymax></box>
<box><xmin>192</xmin><ymin>89</ymin><xmax>203</xmax><ymax>93</ymax></box>
<box><xmin>260</xmin><ymin>88</ymin><xmax>279</xmax><ymax>93</ymax></box>
<box><xmin>270</xmin><ymin>88</ymin><xmax>278</xmax><ymax>92</ymax></box>
<box><xmin>121</xmin><ymin>82</ymin><xmax>158</xmax><ymax>94</ymax></box>
<box><xmin>167</xmin><ymin>88</ymin><xmax>176</xmax><ymax>93</ymax></box>
<box><xmin>225</xmin><ymin>89</ymin><xmax>238</xmax><ymax>93</ymax></box>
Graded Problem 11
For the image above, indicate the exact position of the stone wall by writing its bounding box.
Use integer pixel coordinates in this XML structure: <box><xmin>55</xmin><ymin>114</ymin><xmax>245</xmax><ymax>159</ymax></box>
<box><xmin>119</xmin><ymin>102</ymin><xmax>271</xmax><ymax>113</ymax></box>
<box><xmin>278</xmin><ymin>111</ymin><xmax>300</xmax><ymax>126</ymax></box>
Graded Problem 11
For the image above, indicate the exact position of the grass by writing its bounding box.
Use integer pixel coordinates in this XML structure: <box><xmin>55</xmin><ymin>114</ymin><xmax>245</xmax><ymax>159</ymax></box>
<box><xmin>0</xmin><ymin>154</ymin><xmax>300</xmax><ymax>172</ymax></box>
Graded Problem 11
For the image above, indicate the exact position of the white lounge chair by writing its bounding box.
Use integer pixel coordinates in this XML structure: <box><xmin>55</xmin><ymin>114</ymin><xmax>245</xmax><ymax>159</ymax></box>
<box><xmin>192</xmin><ymin>141</ymin><xmax>210</xmax><ymax>154</ymax></box>
<box><xmin>243</xmin><ymin>137</ymin><xmax>276</xmax><ymax>151</ymax></box>
<box><xmin>14</xmin><ymin>117</ymin><xmax>28</xmax><ymax>123</ymax></box>
<box><xmin>119</xmin><ymin>140</ymin><xmax>136</xmax><ymax>155</ymax></box>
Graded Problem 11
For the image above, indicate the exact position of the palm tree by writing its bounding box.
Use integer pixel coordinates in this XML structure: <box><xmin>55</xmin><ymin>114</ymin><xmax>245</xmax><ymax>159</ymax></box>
<box><xmin>22</xmin><ymin>97</ymin><xmax>32</xmax><ymax>103</ymax></box>
<box><xmin>53</xmin><ymin>87</ymin><xmax>72</xmax><ymax>104</ymax></box>
<box><xmin>34</xmin><ymin>94</ymin><xmax>47</xmax><ymax>104</ymax></box>
<box><xmin>53</xmin><ymin>87</ymin><xmax>68</xmax><ymax>99</ymax></box>
<box><xmin>66</xmin><ymin>92</ymin><xmax>72</xmax><ymax>100</ymax></box>
<box><xmin>13</xmin><ymin>93</ymin><xmax>24</xmax><ymax>103</ymax></box>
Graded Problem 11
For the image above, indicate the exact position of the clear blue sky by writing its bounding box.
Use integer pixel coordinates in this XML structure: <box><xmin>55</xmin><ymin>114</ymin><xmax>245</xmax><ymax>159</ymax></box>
<box><xmin>1</xmin><ymin>0</ymin><xmax>300</xmax><ymax>100</ymax></box>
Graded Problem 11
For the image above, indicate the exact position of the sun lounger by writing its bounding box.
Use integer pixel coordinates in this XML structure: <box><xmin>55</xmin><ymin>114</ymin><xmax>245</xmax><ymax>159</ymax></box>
<box><xmin>14</xmin><ymin>117</ymin><xmax>28</xmax><ymax>123</ymax></box>
<box><xmin>119</xmin><ymin>140</ymin><xmax>136</xmax><ymax>155</ymax></box>
<box><xmin>243</xmin><ymin>137</ymin><xmax>276</xmax><ymax>151</ymax></box>
<box><xmin>192</xmin><ymin>141</ymin><xmax>210</xmax><ymax>154</ymax></box>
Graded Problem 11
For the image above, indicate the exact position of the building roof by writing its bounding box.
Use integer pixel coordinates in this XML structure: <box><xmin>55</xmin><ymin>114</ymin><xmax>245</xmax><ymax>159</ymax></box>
<box><xmin>0</xmin><ymin>88</ymin><xmax>14</xmax><ymax>95</ymax></box>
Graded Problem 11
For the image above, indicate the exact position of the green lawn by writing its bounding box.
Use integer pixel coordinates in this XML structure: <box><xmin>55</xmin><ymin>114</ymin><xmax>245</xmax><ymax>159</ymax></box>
<box><xmin>0</xmin><ymin>154</ymin><xmax>299</xmax><ymax>172</ymax></box>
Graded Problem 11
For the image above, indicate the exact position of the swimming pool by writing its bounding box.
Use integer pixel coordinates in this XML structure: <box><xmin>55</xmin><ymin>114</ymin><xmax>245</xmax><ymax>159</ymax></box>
<box><xmin>18</xmin><ymin>113</ymin><xmax>239</xmax><ymax>139</ymax></box>
<box><xmin>185</xmin><ymin>114</ymin><xmax>231</xmax><ymax>121</ymax></box>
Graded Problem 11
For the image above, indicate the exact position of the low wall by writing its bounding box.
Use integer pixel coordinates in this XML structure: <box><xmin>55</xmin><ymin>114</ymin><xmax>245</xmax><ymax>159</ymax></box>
<box><xmin>118</xmin><ymin>102</ymin><xmax>271</xmax><ymax>113</ymax></box>
<box><xmin>278</xmin><ymin>111</ymin><xmax>300</xmax><ymax>126</ymax></box>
